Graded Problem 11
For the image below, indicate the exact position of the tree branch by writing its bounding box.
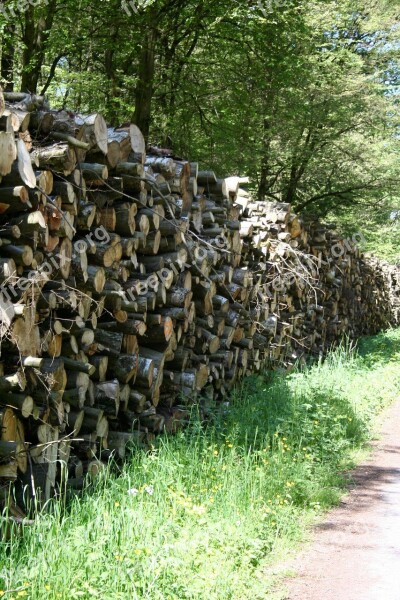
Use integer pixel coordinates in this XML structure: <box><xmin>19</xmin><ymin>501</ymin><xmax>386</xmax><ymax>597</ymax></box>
<box><xmin>40</xmin><ymin>54</ymin><xmax>66</xmax><ymax>96</ymax></box>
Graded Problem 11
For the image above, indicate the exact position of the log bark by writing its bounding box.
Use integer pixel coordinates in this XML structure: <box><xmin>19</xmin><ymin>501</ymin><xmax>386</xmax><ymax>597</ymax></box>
<box><xmin>31</xmin><ymin>143</ymin><xmax>76</xmax><ymax>175</ymax></box>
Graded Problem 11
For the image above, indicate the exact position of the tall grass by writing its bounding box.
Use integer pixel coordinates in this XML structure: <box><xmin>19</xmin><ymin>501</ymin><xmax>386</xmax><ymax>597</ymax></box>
<box><xmin>1</xmin><ymin>329</ymin><xmax>400</xmax><ymax>599</ymax></box>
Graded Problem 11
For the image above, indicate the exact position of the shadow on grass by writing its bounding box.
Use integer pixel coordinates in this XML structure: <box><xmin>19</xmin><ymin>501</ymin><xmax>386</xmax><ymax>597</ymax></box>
<box><xmin>356</xmin><ymin>328</ymin><xmax>400</xmax><ymax>366</ymax></box>
<box><xmin>215</xmin><ymin>373</ymin><xmax>367</xmax><ymax>458</ymax></box>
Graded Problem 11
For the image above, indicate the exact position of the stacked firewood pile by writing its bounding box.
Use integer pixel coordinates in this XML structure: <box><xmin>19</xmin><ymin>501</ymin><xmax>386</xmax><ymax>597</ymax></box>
<box><xmin>0</xmin><ymin>89</ymin><xmax>399</xmax><ymax>505</ymax></box>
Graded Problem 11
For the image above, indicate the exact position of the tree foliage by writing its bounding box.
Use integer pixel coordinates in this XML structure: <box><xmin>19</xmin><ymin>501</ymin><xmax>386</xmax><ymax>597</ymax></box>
<box><xmin>0</xmin><ymin>0</ymin><xmax>398</xmax><ymax>216</ymax></box>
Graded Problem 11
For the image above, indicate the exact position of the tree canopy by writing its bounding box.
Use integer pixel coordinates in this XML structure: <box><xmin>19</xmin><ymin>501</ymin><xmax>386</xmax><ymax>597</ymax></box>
<box><xmin>0</xmin><ymin>0</ymin><xmax>399</xmax><ymax>217</ymax></box>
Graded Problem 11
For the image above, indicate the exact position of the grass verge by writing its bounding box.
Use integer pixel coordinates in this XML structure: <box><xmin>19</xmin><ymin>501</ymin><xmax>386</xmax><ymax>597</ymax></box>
<box><xmin>2</xmin><ymin>328</ymin><xmax>400</xmax><ymax>599</ymax></box>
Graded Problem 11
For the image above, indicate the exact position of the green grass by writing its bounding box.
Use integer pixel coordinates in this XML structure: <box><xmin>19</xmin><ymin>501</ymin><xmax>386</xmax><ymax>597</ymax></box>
<box><xmin>2</xmin><ymin>328</ymin><xmax>400</xmax><ymax>600</ymax></box>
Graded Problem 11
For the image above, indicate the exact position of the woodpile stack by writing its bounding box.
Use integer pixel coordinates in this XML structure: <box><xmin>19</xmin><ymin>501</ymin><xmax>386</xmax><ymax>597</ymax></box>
<box><xmin>0</xmin><ymin>89</ymin><xmax>398</xmax><ymax>506</ymax></box>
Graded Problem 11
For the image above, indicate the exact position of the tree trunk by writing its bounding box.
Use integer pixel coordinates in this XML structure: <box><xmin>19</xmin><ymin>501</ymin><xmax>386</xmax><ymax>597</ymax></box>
<box><xmin>134</xmin><ymin>24</ymin><xmax>157</xmax><ymax>142</ymax></box>
<box><xmin>20</xmin><ymin>2</ymin><xmax>57</xmax><ymax>93</ymax></box>
<box><xmin>258</xmin><ymin>117</ymin><xmax>272</xmax><ymax>201</ymax></box>
<box><xmin>1</xmin><ymin>24</ymin><xmax>16</xmax><ymax>92</ymax></box>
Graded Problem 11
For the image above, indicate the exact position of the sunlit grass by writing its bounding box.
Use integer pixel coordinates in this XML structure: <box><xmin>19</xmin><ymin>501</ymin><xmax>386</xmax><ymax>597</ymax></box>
<box><xmin>1</xmin><ymin>329</ymin><xmax>400</xmax><ymax>599</ymax></box>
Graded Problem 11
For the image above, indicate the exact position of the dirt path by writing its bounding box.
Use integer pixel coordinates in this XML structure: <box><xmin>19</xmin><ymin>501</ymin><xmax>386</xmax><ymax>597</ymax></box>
<box><xmin>281</xmin><ymin>399</ymin><xmax>400</xmax><ymax>600</ymax></box>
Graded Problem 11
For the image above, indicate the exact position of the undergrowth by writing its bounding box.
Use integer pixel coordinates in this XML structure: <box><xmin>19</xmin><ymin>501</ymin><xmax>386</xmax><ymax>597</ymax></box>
<box><xmin>1</xmin><ymin>328</ymin><xmax>400</xmax><ymax>599</ymax></box>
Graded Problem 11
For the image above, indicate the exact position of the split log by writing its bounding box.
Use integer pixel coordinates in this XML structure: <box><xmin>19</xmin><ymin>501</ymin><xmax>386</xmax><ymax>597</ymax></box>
<box><xmin>0</xmin><ymin>132</ymin><xmax>17</xmax><ymax>176</ymax></box>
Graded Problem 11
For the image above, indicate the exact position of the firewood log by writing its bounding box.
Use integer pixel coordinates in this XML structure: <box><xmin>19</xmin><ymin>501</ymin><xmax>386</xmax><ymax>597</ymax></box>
<box><xmin>74</xmin><ymin>113</ymin><xmax>108</xmax><ymax>155</ymax></box>
<box><xmin>31</xmin><ymin>143</ymin><xmax>76</xmax><ymax>175</ymax></box>
<box><xmin>0</xmin><ymin>132</ymin><xmax>17</xmax><ymax>176</ymax></box>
